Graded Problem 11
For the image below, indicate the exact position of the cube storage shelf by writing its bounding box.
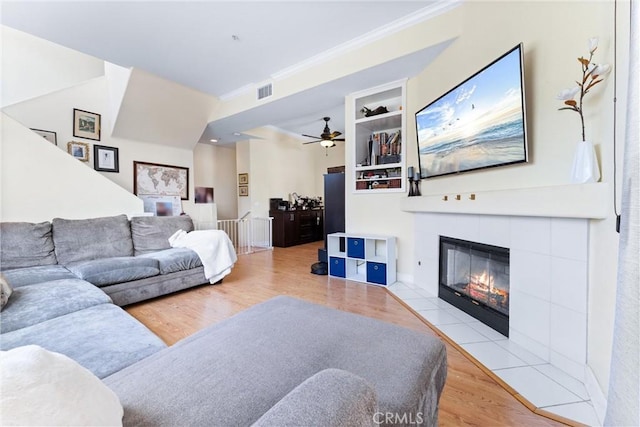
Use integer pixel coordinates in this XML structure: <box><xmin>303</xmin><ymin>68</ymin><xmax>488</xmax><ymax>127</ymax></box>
<box><xmin>327</xmin><ymin>232</ymin><xmax>396</xmax><ymax>286</ymax></box>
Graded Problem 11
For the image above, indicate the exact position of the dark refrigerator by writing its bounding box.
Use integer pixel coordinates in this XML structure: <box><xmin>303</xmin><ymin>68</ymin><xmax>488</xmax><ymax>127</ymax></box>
<box><xmin>318</xmin><ymin>172</ymin><xmax>345</xmax><ymax>263</ymax></box>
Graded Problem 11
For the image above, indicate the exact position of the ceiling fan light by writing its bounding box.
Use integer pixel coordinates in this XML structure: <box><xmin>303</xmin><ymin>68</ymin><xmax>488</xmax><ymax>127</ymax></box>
<box><xmin>320</xmin><ymin>140</ymin><xmax>334</xmax><ymax>148</ymax></box>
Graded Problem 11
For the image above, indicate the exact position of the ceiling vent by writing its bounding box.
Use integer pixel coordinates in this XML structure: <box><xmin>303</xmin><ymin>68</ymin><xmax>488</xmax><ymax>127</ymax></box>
<box><xmin>257</xmin><ymin>83</ymin><xmax>273</xmax><ymax>100</ymax></box>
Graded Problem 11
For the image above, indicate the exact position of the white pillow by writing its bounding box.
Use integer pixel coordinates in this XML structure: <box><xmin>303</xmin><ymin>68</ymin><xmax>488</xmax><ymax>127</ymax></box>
<box><xmin>0</xmin><ymin>345</ymin><xmax>123</xmax><ymax>426</ymax></box>
<box><xmin>0</xmin><ymin>273</ymin><xmax>12</xmax><ymax>310</ymax></box>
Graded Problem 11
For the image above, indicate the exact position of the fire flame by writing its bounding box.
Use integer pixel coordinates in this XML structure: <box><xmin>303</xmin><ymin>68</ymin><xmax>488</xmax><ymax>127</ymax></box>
<box><xmin>471</xmin><ymin>271</ymin><xmax>494</xmax><ymax>290</ymax></box>
<box><xmin>467</xmin><ymin>270</ymin><xmax>508</xmax><ymax>308</ymax></box>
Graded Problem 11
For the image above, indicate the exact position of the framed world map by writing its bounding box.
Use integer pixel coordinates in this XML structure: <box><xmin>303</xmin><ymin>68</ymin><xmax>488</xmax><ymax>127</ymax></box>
<box><xmin>134</xmin><ymin>161</ymin><xmax>189</xmax><ymax>200</ymax></box>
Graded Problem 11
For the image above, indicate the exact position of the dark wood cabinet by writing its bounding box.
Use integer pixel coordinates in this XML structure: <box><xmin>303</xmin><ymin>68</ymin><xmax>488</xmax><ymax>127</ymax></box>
<box><xmin>270</xmin><ymin>209</ymin><xmax>323</xmax><ymax>248</ymax></box>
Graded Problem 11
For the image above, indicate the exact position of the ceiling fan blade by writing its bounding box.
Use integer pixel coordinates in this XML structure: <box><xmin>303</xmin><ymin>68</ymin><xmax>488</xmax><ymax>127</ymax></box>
<box><xmin>302</xmin><ymin>134</ymin><xmax>321</xmax><ymax>139</ymax></box>
<box><xmin>329</xmin><ymin>131</ymin><xmax>342</xmax><ymax>138</ymax></box>
<box><xmin>332</xmin><ymin>138</ymin><xmax>345</xmax><ymax>142</ymax></box>
<box><xmin>302</xmin><ymin>140</ymin><xmax>322</xmax><ymax>145</ymax></box>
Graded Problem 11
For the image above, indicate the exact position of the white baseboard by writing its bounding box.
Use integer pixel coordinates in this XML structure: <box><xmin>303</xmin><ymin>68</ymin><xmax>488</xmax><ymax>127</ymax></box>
<box><xmin>585</xmin><ymin>365</ymin><xmax>607</xmax><ymax>425</ymax></box>
<box><xmin>396</xmin><ymin>272</ymin><xmax>414</xmax><ymax>286</ymax></box>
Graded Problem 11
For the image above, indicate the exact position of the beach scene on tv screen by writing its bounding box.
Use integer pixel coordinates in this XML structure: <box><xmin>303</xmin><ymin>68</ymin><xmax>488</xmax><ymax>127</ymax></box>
<box><xmin>416</xmin><ymin>47</ymin><xmax>526</xmax><ymax>177</ymax></box>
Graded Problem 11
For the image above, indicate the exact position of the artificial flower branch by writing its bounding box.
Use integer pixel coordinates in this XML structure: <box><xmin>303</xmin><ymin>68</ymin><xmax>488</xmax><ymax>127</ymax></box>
<box><xmin>557</xmin><ymin>37</ymin><xmax>611</xmax><ymax>142</ymax></box>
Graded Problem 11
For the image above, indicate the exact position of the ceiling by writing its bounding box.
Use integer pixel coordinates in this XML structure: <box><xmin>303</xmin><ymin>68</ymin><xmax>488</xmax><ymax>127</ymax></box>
<box><xmin>1</xmin><ymin>1</ymin><xmax>456</xmax><ymax>145</ymax></box>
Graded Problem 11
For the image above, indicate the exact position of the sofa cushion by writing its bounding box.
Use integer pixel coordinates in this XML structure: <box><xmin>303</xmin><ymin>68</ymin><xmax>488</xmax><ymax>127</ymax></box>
<box><xmin>1</xmin><ymin>265</ymin><xmax>77</xmax><ymax>288</ymax></box>
<box><xmin>0</xmin><ymin>345</ymin><xmax>124</xmax><ymax>427</ymax></box>
<box><xmin>131</xmin><ymin>215</ymin><xmax>194</xmax><ymax>255</ymax></box>
<box><xmin>52</xmin><ymin>214</ymin><xmax>133</xmax><ymax>264</ymax></box>
<box><xmin>138</xmin><ymin>248</ymin><xmax>202</xmax><ymax>274</ymax></box>
<box><xmin>0</xmin><ymin>279</ymin><xmax>112</xmax><ymax>333</ymax></box>
<box><xmin>0</xmin><ymin>221</ymin><xmax>57</xmax><ymax>270</ymax></box>
<box><xmin>100</xmin><ymin>267</ymin><xmax>208</xmax><ymax>307</ymax></box>
<box><xmin>0</xmin><ymin>303</ymin><xmax>167</xmax><ymax>379</ymax></box>
<box><xmin>66</xmin><ymin>257</ymin><xmax>160</xmax><ymax>287</ymax></box>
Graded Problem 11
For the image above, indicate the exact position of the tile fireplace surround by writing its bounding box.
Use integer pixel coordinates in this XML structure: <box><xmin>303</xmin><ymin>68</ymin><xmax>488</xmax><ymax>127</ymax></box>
<box><xmin>414</xmin><ymin>212</ymin><xmax>588</xmax><ymax>376</ymax></box>
<box><xmin>400</xmin><ymin>183</ymin><xmax>608</xmax><ymax>425</ymax></box>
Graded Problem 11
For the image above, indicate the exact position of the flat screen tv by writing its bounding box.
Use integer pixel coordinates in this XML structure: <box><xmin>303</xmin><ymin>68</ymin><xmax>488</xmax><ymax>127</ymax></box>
<box><xmin>415</xmin><ymin>43</ymin><xmax>528</xmax><ymax>179</ymax></box>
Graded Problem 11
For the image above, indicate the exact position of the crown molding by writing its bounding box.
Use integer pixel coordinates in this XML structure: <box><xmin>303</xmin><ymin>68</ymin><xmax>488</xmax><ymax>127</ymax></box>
<box><xmin>218</xmin><ymin>83</ymin><xmax>256</xmax><ymax>101</ymax></box>
<box><xmin>263</xmin><ymin>124</ymin><xmax>307</xmax><ymax>141</ymax></box>
<box><xmin>271</xmin><ymin>0</ymin><xmax>462</xmax><ymax>81</ymax></box>
<box><xmin>218</xmin><ymin>0</ymin><xmax>462</xmax><ymax>101</ymax></box>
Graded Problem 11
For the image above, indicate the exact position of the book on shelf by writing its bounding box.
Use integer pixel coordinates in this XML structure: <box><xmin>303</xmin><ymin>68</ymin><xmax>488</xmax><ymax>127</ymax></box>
<box><xmin>364</xmin><ymin>130</ymin><xmax>402</xmax><ymax>167</ymax></box>
<box><xmin>387</xmin><ymin>131</ymin><xmax>401</xmax><ymax>155</ymax></box>
<box><xmin>371</xmin><ymin>132</ymin><xmax>387</xmax><ymax>164</ymax></box>
<box><xmin>373</xmin><ymin>129</ymin><xmax>401</xmax><ymax>164</ymax></box>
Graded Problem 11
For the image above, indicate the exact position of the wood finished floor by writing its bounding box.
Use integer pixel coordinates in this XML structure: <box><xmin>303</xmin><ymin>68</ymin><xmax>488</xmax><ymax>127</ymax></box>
<box><xmin>125</xmin><ymin>242</ymin><xmax>568</xmax><ymax>427</ymax></box>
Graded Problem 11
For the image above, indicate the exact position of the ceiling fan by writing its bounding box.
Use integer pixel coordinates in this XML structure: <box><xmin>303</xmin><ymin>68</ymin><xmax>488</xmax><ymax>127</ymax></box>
<box><xmin>302</xmin><ymin>117</ymin><xmax>345</xmax><ymax>148</ymax></box>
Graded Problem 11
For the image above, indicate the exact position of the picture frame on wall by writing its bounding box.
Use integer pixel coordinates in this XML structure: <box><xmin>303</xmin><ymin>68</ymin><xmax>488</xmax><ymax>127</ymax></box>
<box><xmin>73</xmin><ymin>108</ymin><xmax>101</xmax><ymax>141</ymax></box>
<box><xmin>31</xmin><ymin>128</ymin><xmax>57</xmax><ymax>145</ymax></box>
<box><xmin>67</xmin><ymin>141</ymin><xmax>90</xmax><ymax>162</ymax></box>
<box><xmin>93</xmin><ymin>144</ymin><xmax>119</xmax><ymax>173</ymax></box>
<box><xmin>238</xmin><ymin>173</ymin><xmax>249</xmax><ymax>185</ymax></box>
<box><xmin>139</xmin><ymin>195</ymin><xmax>183</xmax><ymax>216</ymax></box>
<box><xmin>239</xmin><ymin>185</ymin><xmax>249</xmax><ymax>197</ymax></box>
<box><xmin>195</xmin><ymin>186</ymin><xmax>214</xmax><ymax>203</ymax></box>
<box><xmin>134</xmin><ymin>161</ymin><xmax>189</xmax><ymax>200</ymax></box>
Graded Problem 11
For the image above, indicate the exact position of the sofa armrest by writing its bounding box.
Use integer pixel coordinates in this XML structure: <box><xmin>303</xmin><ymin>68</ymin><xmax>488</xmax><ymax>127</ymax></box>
<box><xmin>252</xmin><ymin>368</ymin><xmax>377</xmax><ymax>427</ymax></box>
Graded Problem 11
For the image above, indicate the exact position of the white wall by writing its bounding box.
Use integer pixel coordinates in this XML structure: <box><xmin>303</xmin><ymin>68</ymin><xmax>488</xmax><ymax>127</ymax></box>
<box><xmin>193</xmin><ymin>142</ymin><xmax>238</xmax><ymax>220</ymax></box>
<box><xmin>1</xmin><ymin>26</ymin><xmax>104</xmax><ymax>107</ymax></box>
<box><xmin>235</xmin><ymin>140</ymin><xmax>251</xmax><ymax>218</ymax></box>
<box><xmin>1</xmin><ymin>113</ymin><xmax>142</xmax><ymax>221</ymax></box>
<box><xmin>232</xmin><ymin>129</ymin><xmax>329</xmax><ymax>220</ymax></box>
<box><xmin>344</xmin><ymin>0</ymin><xmax>628</xmax><ymax>398</ymax></box>
<box><xmin>310</xmin><ymin>141</ymin><xmax>346</xmax><ymax>197</ymax></box>
<box><xmin>111</xmin><ymin>68</ymin><xmax>217</xmax><ymax>150</ymax></box>
<box><xmin>1</xmin><ymin>29</ymin><xmax>212</xmax><ymax>221</ymax></box>
<box><xmin>587</xmin><ymin>0</ymin><xmax>631</xmax><ymax>401</ymax></box>
<box><xmin>104</xmin><ymin>62</ymin><xmax>131</xmax><ymax>134</ymax></box>
<box><xmin>246</xmin><ymin>127</ymin><xmax>321</xmax><ymax>218</ymax></box>
<box><xmin>2</xmin><ymin>77</ymin><xmax>197</xmax><ymax>213</ymax></box>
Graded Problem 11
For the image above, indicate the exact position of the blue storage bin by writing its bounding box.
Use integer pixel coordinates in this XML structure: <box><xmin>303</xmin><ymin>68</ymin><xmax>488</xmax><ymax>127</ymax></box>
<box><xmin>347</xmin><ymin>238</ymin><xmax>365</xmax><ymax>259</ymax></box>
<box><xmin>329</xmin><ymin>257</ymin><xmax>346</xmax><ymax>278</ymax></box>
<box><xmin>367</xmin><ymin>262</ymin><xmax>387</xmax><ymax>285</ymax></box>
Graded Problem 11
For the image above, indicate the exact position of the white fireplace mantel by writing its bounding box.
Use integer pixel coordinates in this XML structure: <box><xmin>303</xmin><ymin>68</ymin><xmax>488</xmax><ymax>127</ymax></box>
<box><xmin>401</xmin><ymin>183</ymin><xmax>609</xmax><ymax>219</ymax></box>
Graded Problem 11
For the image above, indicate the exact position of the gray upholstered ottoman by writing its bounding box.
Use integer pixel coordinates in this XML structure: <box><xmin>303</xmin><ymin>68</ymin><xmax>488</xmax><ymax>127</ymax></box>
<box><xmin>104</xmin><ymin>296</ymin><xmax>447</xmax><ymax>426</ymax></box>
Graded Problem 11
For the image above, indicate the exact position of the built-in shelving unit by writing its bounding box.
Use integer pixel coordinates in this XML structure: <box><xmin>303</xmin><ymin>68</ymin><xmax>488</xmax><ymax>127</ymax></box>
<box><xmin>352</xmin><ymin>80</ymin><xmax>406</xmax><ymax>193</ymax></box>
<box><xmin>327</xmin><ymin>232</ymin><xmax>396</xmax><ymax>286</ymax></box>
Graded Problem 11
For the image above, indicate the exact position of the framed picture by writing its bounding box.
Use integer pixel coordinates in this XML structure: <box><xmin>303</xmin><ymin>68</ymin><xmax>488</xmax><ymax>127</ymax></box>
<box><xmin>195</xmin><ymin>186</ymin><xmax>214</xmax><ymax>204</ymax></box>
<box><xmin>134</xmin><ymin>161</ymin><xmax>189</xmax><ymax>200</ymax></box>
<box><xmin>73</xmin><ymin>108</ymin><xmax>101</xmax><ymax>141</ymax></box>
<box><xmin>67</xmin><ymin>141</ymin><xmax>90</xmax><ymax>162</ymax></box>
<box><xmin>31</xmin><ymin>128</ymin><xmax>57</xmax><ymax>145</ymax></box>
<box><xmin>139</xmin><ymin>195</ymin><xmax>183</xmax><ymax>216</ymax></box>
<box><xmin>93</xmin><ymin>144</ymin><xmax>119</xmax><ymax>173</ymax></box>
<box><xmin>239</xmin><ymin>185</ymin><xmax>249</xmax><ymax>197</ymax></box>
<box><xmin>238</xmin><ymin>173</ymin><xmax>249</xmax><ymax>185</ymax></box>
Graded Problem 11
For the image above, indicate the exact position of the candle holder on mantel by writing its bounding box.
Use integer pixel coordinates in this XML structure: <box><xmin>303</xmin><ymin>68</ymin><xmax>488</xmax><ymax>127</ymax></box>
<box><xmin>407</xmin><ymin>168</ymin><xmax>421</xmax><ymax>197</ymax></box>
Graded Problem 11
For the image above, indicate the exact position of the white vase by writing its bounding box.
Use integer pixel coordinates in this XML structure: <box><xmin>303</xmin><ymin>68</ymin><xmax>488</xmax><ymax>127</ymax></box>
<box><xmin>570</xmin><ymin>140</ymin><xmax>600</xmax><ymax>184</ymax></box>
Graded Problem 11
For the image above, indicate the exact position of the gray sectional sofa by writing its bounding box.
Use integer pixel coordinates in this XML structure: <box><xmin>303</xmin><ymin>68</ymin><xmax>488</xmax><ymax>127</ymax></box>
<box><xmin>1</xmin><ymin>214</ymin><xmax>210</xmax><ymax>306</ymax></box>
<box><xmin>0</xmin><ymin>214</ymin><xmax>448</xmax><ymax>426</ymax></box>
<box><xmin>0</xmin><ymin>214</ymin><xmax>214</xmax><ymax>378</ymax></box>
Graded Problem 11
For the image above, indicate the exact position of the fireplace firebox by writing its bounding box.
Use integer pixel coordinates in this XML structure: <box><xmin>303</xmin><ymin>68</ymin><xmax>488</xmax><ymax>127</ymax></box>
<box><xmin>439</xmin><ymin>236</ymin><xmax>509</xmax><ymax>336</ymax></box>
